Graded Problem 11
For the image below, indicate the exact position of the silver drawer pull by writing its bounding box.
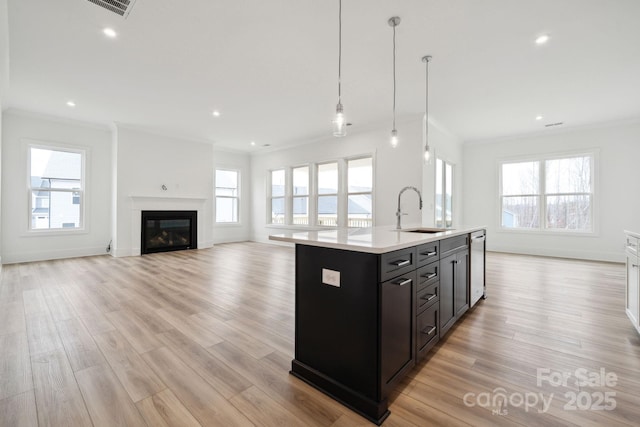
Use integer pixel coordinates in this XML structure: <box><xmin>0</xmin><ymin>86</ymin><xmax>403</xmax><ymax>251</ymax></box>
<box><xmin>421</xmin><ymin>325</ymin><xmax>436</xmax><ymax>336</ymax></box>
<box><xmin>394</xmin><ymin>278</ymin><xmax>412</xmax><ymax>286</ymax></box>
<box><xmin>392</xmin><ymin>259</ymin><xmax>411</xmax><ymax>267</ymax></box>
<box><xmin>633</xmin><ymin>264</ymin><xmax>639</xmax><ymax>268</ymax></box>
<box><xmin>422</xmin><ymin>294</ymin><xmax>437</xmax><ymax>302</ymax></box>
<box><xmin>423</xmin><ymin>272</ymin><xmax>437</xmax><ymax>279</ymax></box>
<box><xmin>422</xmin><ymin>251</ymin><xmax>437</xmax><ymax>256</ymax></box>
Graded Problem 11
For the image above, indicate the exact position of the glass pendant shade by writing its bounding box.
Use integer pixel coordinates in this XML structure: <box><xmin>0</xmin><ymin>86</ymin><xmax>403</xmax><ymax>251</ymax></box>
<box><xmin>422</xmin><ymin>55</ymin><xmax>433</xmax><ymax>164</ymax></box>
<box><xmin>390</xmin><ymin>129</ymin><xmax>399</xmax><ymax>148</ymax></box>
<box><xmin>333</xmin><ymin>103</ymin><xmax>347</xmax><ymax>137</ymax></box>
<box><xmin>423</xmin><ymin>113</ymin><xmax>432</xmax><ymax>164</ymax></box>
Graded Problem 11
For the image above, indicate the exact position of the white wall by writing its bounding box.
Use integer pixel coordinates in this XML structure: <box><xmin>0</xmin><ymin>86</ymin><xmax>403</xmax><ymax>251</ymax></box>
<box><xmin>112</xmin><ymin>126</ymin><xmax>215</xmax><ymax>256</ymax></box>
<box><xmin>463</xmin><ymin>121</ymin><xmax>640</xmax><ymax>262</ymax></box>
<box><xmin>251</xmin><ymin>117</ymin><xmax>454</xmax><ymax>243</ymax></box>
<box><xmin>0</xmin><ymin>0</ymin><xmax>9</xmax><ymax>265</ymax></box>
<box><xmin>1</xmin><ymin>110</ymin><xmax>112</xmax><ymax>263</ymax></box>
<box><xmin>213</xmin><ymin>148</ymin><xmax>252</xmax><ymax>243</ymax></box>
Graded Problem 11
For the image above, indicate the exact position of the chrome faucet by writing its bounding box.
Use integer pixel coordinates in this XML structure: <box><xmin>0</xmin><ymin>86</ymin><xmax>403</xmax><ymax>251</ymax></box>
<box><xmin>396</xmin><ymin>186</ymin><xmax>423</xmax><ymax>230</ymax></box>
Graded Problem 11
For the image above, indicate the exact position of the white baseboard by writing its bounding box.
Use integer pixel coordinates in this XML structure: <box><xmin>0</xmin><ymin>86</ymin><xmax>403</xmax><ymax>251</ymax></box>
<box><xmin>488</xmin><ymin>244</ymin><xmax>625</xmax><ymax>263</ymax></box>
<box><xmin>2</xmin><ymin>247</ymin><xmax>109</xmax><ymax>264</ymax></box>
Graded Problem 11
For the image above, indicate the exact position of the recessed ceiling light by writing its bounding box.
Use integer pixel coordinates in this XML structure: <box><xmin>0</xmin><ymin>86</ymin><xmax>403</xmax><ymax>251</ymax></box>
<box><xmin>535</xmin><ymin>34</ymin><xmax>550</xmax><ymax>45</ymax></box>
<box><xmin>66</xmin><ymin>101</ymin><xmax>76</xmax><ymax>107</ymax></box>
<box><xmin>103</xmin><ymin>28</ymin><xmax>117</xmax><ymax>38</ymax></box>
<box><xmin>250</xmin><ymin>141</ymin><xmax>256</xmax><ymax>146</ymax></box>
<box><xmin>212</xmin><ymin>110</ymin><xmax>221</xmax><ymax>117</ymax></box>
<box><xmin>535</xmin><ymin>115</ymin><xmax>543</xmax><ymax>121</ymax></box>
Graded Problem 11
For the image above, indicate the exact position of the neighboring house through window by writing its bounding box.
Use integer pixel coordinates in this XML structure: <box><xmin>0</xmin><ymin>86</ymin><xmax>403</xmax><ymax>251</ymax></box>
<box><xmin>268</xmin><ymin>155</ymin><xmax>374</xmax><ymax>227</ymax></box>
<box><xmin>215</xmin><ymin>169</ymin><xmax>240</xmax><ymax>223</ymax></box>
<box><xmin>270</xmin><ymin>169</ymin><xmax>286</xmax><ymax>224</ymax></box>
<box><xmin>29</xmin><ymin>145</ymin><xmax>84</xmax><ymax>230</ymax></box>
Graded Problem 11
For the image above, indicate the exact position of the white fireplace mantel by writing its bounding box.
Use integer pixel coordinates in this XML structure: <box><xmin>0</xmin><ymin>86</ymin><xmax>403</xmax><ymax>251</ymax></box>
<box><xmin>125</xmin><ymin>194</ymin><xmax>212</xmax><ymax>256</ymax></box>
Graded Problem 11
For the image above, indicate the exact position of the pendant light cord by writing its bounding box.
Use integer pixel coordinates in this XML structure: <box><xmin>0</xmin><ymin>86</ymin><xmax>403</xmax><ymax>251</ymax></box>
<box><xmin>425</xmin><ymin>58</ymin><xmax>428</xmax><ymax>143</ymax></box>
<box><xmin>337</xmin><ymin>0</ymin><xmax>342</xmax><ymax>104</ymax></box>
<box><xmin>392</xmin><ymin>22</ymin><xmax>396</xmax><ymax>130</ymax></box>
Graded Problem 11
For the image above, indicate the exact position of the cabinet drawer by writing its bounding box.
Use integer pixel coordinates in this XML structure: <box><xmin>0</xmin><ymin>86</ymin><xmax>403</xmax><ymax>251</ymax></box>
<box><xmin>380</xmin><ymin>247</ymin><xmax>417</xmax><ymax>282</ymax></box>
<box><xmin>417</xmin><ymin>241</ymin><xmax>439</xmax><ymax>267</ymax></box>
<box><xmin>417</xmin><ymin>282</ymin><xmax>439</xmax><ymax>314</ymax></box>
<box><xmin>440</xmin><ymin>235</ymin><xmax>469</xmax><ymax>256</ymax></box>
<box><xmin>417</xmin><ymin>303</ymin><xmax>439</xmax><ymax>353</ymax></box>
<box><xmin>417</xmin><ymin>261</ymin><xmax>438</xmax><ymax>290</ymax></box>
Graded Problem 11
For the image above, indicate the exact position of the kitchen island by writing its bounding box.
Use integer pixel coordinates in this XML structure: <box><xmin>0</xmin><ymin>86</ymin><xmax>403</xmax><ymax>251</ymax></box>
<box><xmin>270</xmin><ymin>225</ymin><xmax>486</xmax><ymax>424</ymax></box>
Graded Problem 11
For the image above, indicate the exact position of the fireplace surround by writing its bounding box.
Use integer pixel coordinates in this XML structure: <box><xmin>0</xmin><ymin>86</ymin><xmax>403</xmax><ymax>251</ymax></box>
<box><xmin>141</xmin><ymin>210</ymin><xmax>197</xmax><ymax>254</ymax></box>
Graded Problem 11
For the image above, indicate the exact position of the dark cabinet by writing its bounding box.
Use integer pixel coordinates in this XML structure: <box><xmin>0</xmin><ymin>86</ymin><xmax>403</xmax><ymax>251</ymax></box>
<box><xmin>440</xmin><ymin>252</ymin><xmax>456</xmax><ymax>335</ymax></box>
<box><xmin>290</xmin><ymin>231</ymin><xmax>482</xmax><ymax>425</ymax></box>
<box><xmin>381</xmin><ymin>271</ymin><xmax>415</xmax><ymax>396</ymax></box>
<box><xmin>439</xmin><ymin>235</ymin><xmax>469</xmax><ymax>337</ymax></box>
<box><xmin>454</xmin><ymin>250</ymin><xmax>470</xmax><ymax>318</ymax></box>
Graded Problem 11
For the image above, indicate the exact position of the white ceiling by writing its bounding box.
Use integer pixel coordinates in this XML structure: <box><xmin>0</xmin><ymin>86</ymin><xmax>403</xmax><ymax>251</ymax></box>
<box><xmin>4</xmin><ymin>0</ymin><xmax>640</xmax><ymax>151</ymax></box>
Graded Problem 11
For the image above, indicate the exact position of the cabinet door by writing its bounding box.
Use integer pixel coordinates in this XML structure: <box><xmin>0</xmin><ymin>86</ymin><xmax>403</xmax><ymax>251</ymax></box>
<box><xmin>627</xmin><ymin>254</ymin><xmax>639</xmax><ymax>326</ymax></box>
<box><xmin>381</xmin><ymin>271</ymin><xmax>415</xmax><ymax>397</ymax></box>
<box><xmin>439</xmin><ymin>253</ymin><xmax>456</xmax><ymax>336</ymax></box>
<box><xmin>454</xmin><ymin>250</ymin><xmax>470</xmax><ymax>317</ymax></box>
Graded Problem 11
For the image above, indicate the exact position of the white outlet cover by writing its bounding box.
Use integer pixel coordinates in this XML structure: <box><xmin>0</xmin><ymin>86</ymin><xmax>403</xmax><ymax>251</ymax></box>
<box><xmin>322</xmin><ymin>268</ymin><xmax>341</xmax><ymax>287</ymax></box>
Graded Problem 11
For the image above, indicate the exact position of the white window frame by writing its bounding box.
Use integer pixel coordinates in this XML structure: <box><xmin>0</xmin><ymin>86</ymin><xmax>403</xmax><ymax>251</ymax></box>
<box><xmin>27</xmin><ymin>142</ymin><xmax>86</xmax><ymax>233</ymax></box>
<box><xmin>268</xmin><ymin>168</ymin><xmax>287</xmax><ymax>225</ymax></box>
<box><xmin>435</xmin><ymin>157</ymin><xmax>454</xmax><ymax>228</ymax></box>
<box><xmin>316</xmin><ymin>161</ymin><xmax>340</xmax><ymax>227</ymax></box>
<box><xmin>267</xmin><ymin>154</ymin><xmax>374</xmax><ymax>228</ymax></box>
<box><xmin>346</xmin><ymin>156</ymin><xmax>374</xmax><ymax>228</ymax></box>
<box><xmin>292</xmin><ymin>165</ymin><xmax>310</xmax><ymax>225</ymax></box>
<box><xmin>498</xmin><ymin>150</ymin><xmax>597</xmax><ymax>235</ymax></box>
<box><xmin>214</xmin><ymin>168</ymin><xmax>241</xmax><ymax>224</ymax></box>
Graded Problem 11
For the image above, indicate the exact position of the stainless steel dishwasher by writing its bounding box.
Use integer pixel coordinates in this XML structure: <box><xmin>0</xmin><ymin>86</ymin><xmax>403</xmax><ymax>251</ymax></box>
<box><xmin>470</xmin><ymin>230</ymin><xmax>486</xmax><ymax>307</ymax></box>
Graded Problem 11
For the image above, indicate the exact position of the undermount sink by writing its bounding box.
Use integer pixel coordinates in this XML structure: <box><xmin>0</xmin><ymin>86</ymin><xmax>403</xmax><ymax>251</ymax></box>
<box><xmin>400</xmin><ymin>227</ymin><xmax>453</xmax><ymax>233</ymax></box>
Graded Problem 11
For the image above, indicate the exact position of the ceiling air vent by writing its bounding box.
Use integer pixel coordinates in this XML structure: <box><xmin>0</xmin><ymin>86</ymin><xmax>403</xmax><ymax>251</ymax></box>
<box><xmin>86</xmin><ymin>0</ymin><xmax>137</xmax><ymax>18</ymax></box>
<box><xmin>545</xmin><ymin>122</ymin><xmax>564</xmax><ymax>128</ymax></box>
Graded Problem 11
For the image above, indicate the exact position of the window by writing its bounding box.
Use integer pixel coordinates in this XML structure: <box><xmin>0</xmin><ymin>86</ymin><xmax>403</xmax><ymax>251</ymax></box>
<box><xmin>268</xmin><ymin>155</ymin><xmax>374</xmax><ymax>227</ymax></box>
<box><xmin>317</xmin><ymin>162</ymin><xmax>339</xmax><ymax>226</ymax></box>
<box><xmin>347</xmin><ymin>157</ymin><xmax>373</xmax><ymax>227</ymax></box>
<box><xmin>29</xmin><ymin>145</ymin><xmax>84</xmax><ymax>230</ymax></box>
<box><xmin>500</xmin><ymin>153</ymin><xmax>594</xmax><ymax>232</ymax></box>
<box><xmin>270</xmin><ymin>169</ymin><xmax>286</xmax><ymax>224</ymax></box>
<box><xmin>215</xmin><ymin>169</ymin><xmax>240</xmax><ymax>223</ymax></box>
<box><xmin>435</xmin><ymin>158</ymin><xmax>454</xmax><ymax>228</ymax></box>
<box><xmin>292</xmin><ymin>166</ymin><xmax>309</xmax><ymax>225</ymax></box>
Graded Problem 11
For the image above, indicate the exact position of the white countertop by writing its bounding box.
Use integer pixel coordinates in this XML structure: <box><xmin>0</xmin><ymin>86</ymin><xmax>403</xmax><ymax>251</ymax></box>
<box><xmin>269</xmin><ymin>225</ymin><xmax>486</xmax><ymax>254</ymax></box>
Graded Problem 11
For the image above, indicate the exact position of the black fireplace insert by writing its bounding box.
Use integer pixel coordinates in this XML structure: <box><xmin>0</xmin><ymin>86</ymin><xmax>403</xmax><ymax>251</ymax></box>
<box><xmin>141</xmin><ymin>210</ymin><xmax>197</xmax><ymax>254</ymax></box>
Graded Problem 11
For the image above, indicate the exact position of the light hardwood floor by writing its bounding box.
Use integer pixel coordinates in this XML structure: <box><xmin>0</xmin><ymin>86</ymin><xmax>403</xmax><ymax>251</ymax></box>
<box><xmin>1</xmin><ymin>243</ymin><xmax>639</xmax><ymax>426</ymax></box>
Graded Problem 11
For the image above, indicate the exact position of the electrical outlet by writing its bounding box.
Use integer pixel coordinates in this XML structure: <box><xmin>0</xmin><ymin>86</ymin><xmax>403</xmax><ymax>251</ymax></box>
<box><xmin>322</xmin><ymin>268</ymin><xmax>341</xmax><ymax>287</ymax></box>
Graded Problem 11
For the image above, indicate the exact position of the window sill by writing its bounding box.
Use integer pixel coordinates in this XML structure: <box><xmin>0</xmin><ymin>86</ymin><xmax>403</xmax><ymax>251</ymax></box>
<box><xmin>266</xmin><ymin>224</ymin><xmax>334</xmax><ymax>232</ymax></box>
<box><xmin>214</xmin><ymin>222</ymin><xmax>244</xmax><ymax>228</ymax></box>
<box><xmin>497</xmin><ymin>227</ymin><xmax>597</xmax><ymax>237</ymax></box>
<box><xmin>23</xmin><ymin>228</ymin><xmax>88</xmax><ymax>237</ymax></box>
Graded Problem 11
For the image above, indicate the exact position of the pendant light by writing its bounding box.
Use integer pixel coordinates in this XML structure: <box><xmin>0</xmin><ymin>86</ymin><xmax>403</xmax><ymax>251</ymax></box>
<box><xmin>422</xmin><ymin>55</ymin><xmax>432</xmax><ymax>163</ymax></box>
<box><xmin>388</xmin><ymin>16</ymin><xmax>400</xmax><ymax>148</ymax></box>
<box><xmin>332</xmin><ymin>0</ymin><xmax>347</xmax><ymax>137</ymax></box>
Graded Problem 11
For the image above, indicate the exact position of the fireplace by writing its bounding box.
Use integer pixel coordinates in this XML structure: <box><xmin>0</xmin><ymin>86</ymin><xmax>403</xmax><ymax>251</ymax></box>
<box><xmin>141</xmin><ymin>210</ymin><xmax>197</xmax><ymax>254</ymax></box>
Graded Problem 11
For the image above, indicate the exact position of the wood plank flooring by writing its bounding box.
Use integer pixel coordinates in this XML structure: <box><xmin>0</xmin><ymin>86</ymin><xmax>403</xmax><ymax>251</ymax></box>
<box><xmin>1</xmin><ymin>243</ymin><xmax>639</xmax><ymax>426</ymax></box>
